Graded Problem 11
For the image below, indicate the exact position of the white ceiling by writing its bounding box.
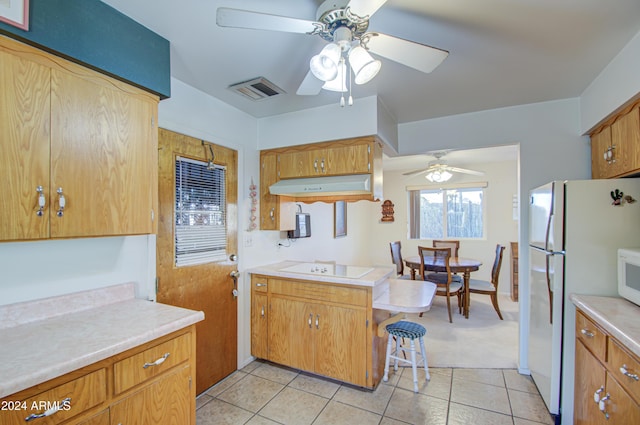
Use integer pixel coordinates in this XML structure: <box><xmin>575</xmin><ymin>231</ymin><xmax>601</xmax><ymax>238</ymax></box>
<box><xmin>101</xmin><ymin>0</ymin><xmax>640</xmax><ymax>125</ymax></box>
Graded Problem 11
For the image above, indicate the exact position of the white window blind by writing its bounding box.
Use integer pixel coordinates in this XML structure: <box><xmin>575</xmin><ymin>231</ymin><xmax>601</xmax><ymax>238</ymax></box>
<box><xmin>175</xmin><ymin>156</ymin><xmax>227</xmax><ymax>267</ymax></box>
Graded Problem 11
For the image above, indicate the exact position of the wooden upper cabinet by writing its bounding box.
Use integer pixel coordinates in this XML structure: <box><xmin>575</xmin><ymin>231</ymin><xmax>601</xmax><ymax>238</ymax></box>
<box><xmin>610</xmin><ymin>105</ymin><xmax>640</xmax><ymax>177</ymax></box>
<box><xmin>50</xmin><ymin>68</ymin><xmax>158</xmax><ymax>238</ymax></box>
<box><xmin>0</xmin><ymin>48</ymin><xmax>51</xmax><ymax>241</ymax></box>
<box><xmin>591</xmin><ymin>126</ymin><xmax>612</xmax><ymax>179</ymax></box>
<box><xmin>278</xmin><ymin>142</ymin><xmax>371</xmax><ymax>179</ymax></box>
<box><xmin>591</xmin><ymin>103</ymin><xmax>640</xmax><ymax>179</ymax></box>
<box><xmin>0</xmin><ymin>35</ymin><xmax>158</xmax><ymax>241</ymax></box>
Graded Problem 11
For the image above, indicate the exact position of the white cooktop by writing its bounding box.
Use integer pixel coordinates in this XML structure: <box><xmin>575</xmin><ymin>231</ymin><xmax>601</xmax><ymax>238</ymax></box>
<box><xmin>280</xmin><ymin>263</ymin><xmax>375</xmax><ymax>279</ymax></box>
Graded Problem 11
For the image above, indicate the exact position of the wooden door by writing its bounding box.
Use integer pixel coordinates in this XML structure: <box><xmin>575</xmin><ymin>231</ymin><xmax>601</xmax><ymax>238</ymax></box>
<box><xmin>268</xmin><ymin>296</ymin><xmax>314</xmax><ymax>372</ymax></box>
<box><xmin>590</xmin><ymin>127</ymin><xmax>612</xmax><ymax>179</ymax></box>
<box><xmin>325</xmin><ymin>144</ymin><xmax>370</xmax><ymax>176</ymax></box>
<box><xmin>0</xmin><ymin>48</ymin><xmax>50</xmax><ymax>241</ymax></box>
<box><xmin>278</xmin><ymin>149</ymin><xmax>327</xmax><ymax>178</ymax></box>
<box><xmin>611</xmin><ymin>106</ymin><xmax>640</xmax><ymax>177</ymax></box>
<box><xmin>314</xmin><ymin>304</ymin><xmax>367</xmax><ymax>386</ymax></box>
<box><xmin>50</xmin><ymin>68</ymin><xmax>158</xmax><ymax>238</ymax></box>
<box><xmin>604</xmin><ymin>372</ymin><xmax>640</xmax><ymax>424</ymax></box>
<box><xmin>157</xmin><ymin>129</ymin><xmax>238</xmax><ymax>394</ymax></box>
<box><xmin>259</xmin><ymin>151</ymin><xmax>279</xmax><ymax>230</ymax></box>
<box><xmin>574</xmin><ymin>341</ymin><xmax>607</xmax><ymax>425</ymax></box>
<box><xmin>251</xmin><ymin>291</ymin><xmax>269</xmax><ymax>359</ymax></box>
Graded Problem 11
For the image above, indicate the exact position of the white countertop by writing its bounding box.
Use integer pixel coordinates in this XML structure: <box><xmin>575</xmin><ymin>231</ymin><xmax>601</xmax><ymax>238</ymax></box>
<box><xmin>247</xmin><ymin>261</ymin><xmax>395</xmax><ymax>287</ymax></box>
<box><xmin>570</xmin><ymin>294</ymin><xmax>640</xmax><ymax>358</ymax></box>
<box><xmin>372</xmin><ymin>279</ymin><xmax>437</xmax><ymax>313</ymax></box>
<box><xmin>0</xmin><ymin>283</ymin><xmax>204</xmax><ymax>399</ymax></box>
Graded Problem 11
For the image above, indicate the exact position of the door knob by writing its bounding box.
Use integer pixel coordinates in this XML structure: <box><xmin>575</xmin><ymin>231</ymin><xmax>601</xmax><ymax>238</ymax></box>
<box><xmin>229</xmin><ymin>254</ymin><xmax>237</xmax><ymax>262</ymax></box>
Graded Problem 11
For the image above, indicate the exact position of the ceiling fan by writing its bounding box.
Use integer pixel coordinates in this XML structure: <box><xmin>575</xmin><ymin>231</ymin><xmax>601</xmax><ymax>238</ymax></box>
<box><xmin>403</xmin><ymin>151</ymin><xmax>484</xmax><ymax>182</ymax></box>
<box><xmin>216</xmin><ymin>0</ymin><xmax>449</xmax><ymax>100</ymax></box>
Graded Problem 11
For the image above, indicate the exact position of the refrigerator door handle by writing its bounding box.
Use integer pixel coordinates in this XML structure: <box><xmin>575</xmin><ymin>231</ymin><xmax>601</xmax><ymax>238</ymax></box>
<box><xmin>545</xmin><ymin>253</ymin><xmax>554</xmax><ymax>324</ymax></box>
<box><xmin>544</xmin><ymin>209</ymin><xmax>554</xmax><ymax>252</ymax></box>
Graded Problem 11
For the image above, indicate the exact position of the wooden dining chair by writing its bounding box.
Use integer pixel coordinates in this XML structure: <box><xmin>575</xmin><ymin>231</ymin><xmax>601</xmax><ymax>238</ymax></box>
<box><xmin>419</xmin><ymin>246</ymin><xmax>463</xmax><ymax>323</ymax></box>
<box><xmin>427</xmin><ymin>240</ymin><xmax>462</xmax><ymax>284</ymax></box>
<box><xmin>467</xmin><ymin>244</ymin><xmax>506</xmax><ymax>319</ymax></box>
<box><xmin>389</xmin><ymin>241</ymin><xmax>411</xmax><ymax>280</ymax></box>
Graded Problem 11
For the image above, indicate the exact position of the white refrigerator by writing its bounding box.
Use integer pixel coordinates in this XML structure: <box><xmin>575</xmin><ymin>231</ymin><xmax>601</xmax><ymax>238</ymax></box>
<box><xmin>528</xmin><ymin>179</ymin><xmax>640</xmax><ymax>424</ymax></box>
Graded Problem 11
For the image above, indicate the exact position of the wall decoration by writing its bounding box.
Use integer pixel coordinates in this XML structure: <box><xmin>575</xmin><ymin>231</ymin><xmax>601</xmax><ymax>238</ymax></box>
<box><xmin>0</xmin><ymin>0</ymin><xmax>29</xmax><ymax>30</ymax></box>
<box><xmin>381</xmin><ymin>200</ymin><xmax>395</xmax><ymax>222</ymax></box>
<box><xmin>334</xmin><ymin>200</ymin><xmax>347</xmax><ymax>238</ymax></box>
<box><xmin>248</xmin><ymin>178</ymin><xmax>257</xmax><ymax>230</ymax></box>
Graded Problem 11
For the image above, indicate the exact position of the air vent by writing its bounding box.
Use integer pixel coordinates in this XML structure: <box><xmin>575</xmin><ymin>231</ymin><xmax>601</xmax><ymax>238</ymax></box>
<box><xmin>228</xmin><ymin>77</ymin><xmax>285</xmax><ymax>101</ymax></box>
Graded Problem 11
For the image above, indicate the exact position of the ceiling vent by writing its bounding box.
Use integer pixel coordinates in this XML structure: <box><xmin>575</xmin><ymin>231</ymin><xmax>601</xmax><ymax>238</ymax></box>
<box><xmin>228</xmin><ymin>77</ymin><xmax>285</xmax><ymax>101</ymax></box>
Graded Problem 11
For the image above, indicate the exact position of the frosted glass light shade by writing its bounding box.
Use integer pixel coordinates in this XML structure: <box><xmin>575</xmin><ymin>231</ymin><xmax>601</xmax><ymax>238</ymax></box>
<box><xmin>310</xmin><ymin>43</ymin><xmax>341</xmax><ymax>81</ymax></box>
<box><xmin>426</xmin><ymin>170</ymin><xmax>452</xmax><ymax>182</ymax></box>
<box><xmin>349</xmin><ymin>46</ymin><xmax>381</xmax><ymax>84</ymax></box>
<box><xmin>322</xmin><ymin>61</ymin><xmax>347</xmax><ymax>92</ymax></box>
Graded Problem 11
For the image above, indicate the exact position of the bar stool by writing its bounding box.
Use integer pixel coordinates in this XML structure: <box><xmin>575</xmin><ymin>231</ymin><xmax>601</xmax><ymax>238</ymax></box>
<box><xmin>383</xmin><ymin>321</ymin><xmax>430</xmax><ymax>392</ymax></box>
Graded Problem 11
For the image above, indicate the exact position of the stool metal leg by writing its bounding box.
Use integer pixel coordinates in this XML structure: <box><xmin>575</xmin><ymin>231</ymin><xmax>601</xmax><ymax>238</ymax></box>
<box><xmin>409</xmin><ymin>339</ymin><xmax>419</xmax><ymax>393</ymax></box>
<box><xmin>419</xmin><ymin>336</ymin><xmax>430</xmax><ymax>381</ymax></box>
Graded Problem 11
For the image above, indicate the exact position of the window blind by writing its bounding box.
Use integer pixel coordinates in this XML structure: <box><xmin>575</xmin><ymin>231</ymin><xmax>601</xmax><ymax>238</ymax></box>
<box><xmin>175</xmin><ymin>156</ymin><xmax>227</xmax><ymax>267</ymax></box>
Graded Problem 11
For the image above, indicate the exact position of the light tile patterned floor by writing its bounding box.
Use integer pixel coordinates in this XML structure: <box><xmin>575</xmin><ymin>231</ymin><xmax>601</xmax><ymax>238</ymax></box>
<box><xmin>196</xmin><ymin>360</ymin><xmax>554</xmax><ymax>425</ymax></box>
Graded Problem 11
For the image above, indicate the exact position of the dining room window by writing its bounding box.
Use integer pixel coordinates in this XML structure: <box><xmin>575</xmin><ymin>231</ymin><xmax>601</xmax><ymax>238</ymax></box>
<box><xmin>408</xmin><ymin>183</ymin><xmax>486</xmax><ymax>240</ymax></box>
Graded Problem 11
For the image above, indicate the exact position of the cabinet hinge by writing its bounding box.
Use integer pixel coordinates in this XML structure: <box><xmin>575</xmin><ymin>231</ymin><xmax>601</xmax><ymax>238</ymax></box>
<box><xmin>366</xmin><ymin>319</ymin><xmax>369</xmax><ymax>328</ymax></box>
<box><xmin>367</xmin><ymin>145</ymin><xmax>371</xmax><ymax>154</ymax></box>
<box><xmin>368</xmin><ymin>162</ymin><xmax>370</xmax><ymax>171</ymax></box>
<box><xmin>189</xmin><ymin>376</ymin><xmax>192</xmax><ymax>389</ymax></box>
<box><xmin>151</xmin><ymin>209</ymin><xmax>155</xmax><ymax>222</ymax></box>
<box><xmin>155</xmin><ymin>277</ymin><xmax>159</xmax><ymax>294</ymax></box>
<box><xmin>366</xmin><ymin>370</ymin><xmax>369</xmax><ymax>379</ymax></box>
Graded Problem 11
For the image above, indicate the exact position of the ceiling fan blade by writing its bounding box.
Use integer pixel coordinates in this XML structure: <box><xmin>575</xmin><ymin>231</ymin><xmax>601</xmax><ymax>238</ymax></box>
<box><xmin>402</xmin><ymin>168</ymin><xmax>429</xmax><ymax>177</ymax></box>
<box><xmin>364</xmin><ymin>33</ymin><xmax>449</xmax><ymax>74</ymax></box>
<box><xmin>216</xmin><ymin>8</ymin><xmax>320</xmax><ymax>34</ymax></box>
<box><xmin>296</xmin><ymin>70</ymin><xmax>324</xmax><ymax>95</ymax></box>
<box><xmin>447</xmin><ymin>166</ymin><xmax>484</xmax><ymax>176</ymax></box>
<box><xmin>347</xmin><ymin>0</ymin><xmax>388</xmax><ymax>19</ymax></box>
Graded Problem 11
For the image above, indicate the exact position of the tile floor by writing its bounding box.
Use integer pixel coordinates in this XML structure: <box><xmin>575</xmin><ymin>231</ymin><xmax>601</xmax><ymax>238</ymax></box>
<box><xmin>195</xmin><ymin>360</ymin><xmax>554</xmax><ymax>425</ymax></box>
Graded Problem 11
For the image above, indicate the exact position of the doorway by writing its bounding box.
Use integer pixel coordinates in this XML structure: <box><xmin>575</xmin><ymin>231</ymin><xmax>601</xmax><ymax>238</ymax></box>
<box><xmin>157</xmin><ymin>128</ymin><xmax>238</xmax><ymax>394</ymax></box>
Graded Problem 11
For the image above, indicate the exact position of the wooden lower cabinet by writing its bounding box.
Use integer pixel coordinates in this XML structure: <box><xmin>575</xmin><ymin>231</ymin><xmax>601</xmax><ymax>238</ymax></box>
<box><xmin>251</xmin><ymin>274</ymin><xmax>377</xmax><ymax>388</ymax></box>
<box><xmin>0</xmin><ymin>326</ymin><xmax>196</xmax><ymax>425</ymax></box>
<box><xmin>574</xmin><ymin>310</ymin><xmax>640</xmax><ymax>424</ymax></box>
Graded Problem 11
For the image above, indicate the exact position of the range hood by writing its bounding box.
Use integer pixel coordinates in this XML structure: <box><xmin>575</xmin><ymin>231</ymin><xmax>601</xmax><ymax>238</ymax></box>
<box><xmin>269</xmin><ymin>174</ymin><xmax>371</xmax><ymax>197</ymax></box>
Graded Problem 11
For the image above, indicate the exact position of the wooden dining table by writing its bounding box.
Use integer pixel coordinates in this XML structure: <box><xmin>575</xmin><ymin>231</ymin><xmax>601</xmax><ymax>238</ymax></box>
<box><xmin>404</xmin><ymin>255</ymin><xmax>482</xmax><ymax>319</ymax></box>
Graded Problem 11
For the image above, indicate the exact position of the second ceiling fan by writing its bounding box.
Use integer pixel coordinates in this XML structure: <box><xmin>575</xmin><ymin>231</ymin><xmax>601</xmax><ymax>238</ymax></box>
<box><xmin>216</xmin><ymin>0</ymin><xmax>449</xmax><ymax>102</ymax></box>
<box><xmin>403</xmin><ymin>151</ymin><xmax>484</xmax><ymax>182</ymax></box>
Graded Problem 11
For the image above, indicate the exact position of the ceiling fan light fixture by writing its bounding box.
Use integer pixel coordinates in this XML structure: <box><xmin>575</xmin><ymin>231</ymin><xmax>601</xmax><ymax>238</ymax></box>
<box><xmin>425</xmin><ymin>170</ymin><xmax>452</xmax><ymax>183</ymax></box>
<box><xmin>310</xmin><ymin>43</ymin><xmax>341</xmax><ymax>81</ymax></box>
<box><xmin>349</xmin><ymin>45</ymin><xmax>381</xmax><ymax>84</ymax></box>
<box><xmin>322</xmin><ymin>59</ymin><xmax>348</xmax><ymax>92</ymax></box>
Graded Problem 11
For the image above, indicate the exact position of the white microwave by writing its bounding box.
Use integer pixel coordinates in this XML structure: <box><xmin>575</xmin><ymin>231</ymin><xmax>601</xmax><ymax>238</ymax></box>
<box><xmin>618</xmin><ymin>248</ymin><xmax>640</xmax><ymax>306</ymax></box>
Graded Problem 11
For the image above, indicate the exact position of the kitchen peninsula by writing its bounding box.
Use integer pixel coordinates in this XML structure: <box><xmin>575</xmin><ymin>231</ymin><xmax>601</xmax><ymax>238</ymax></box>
<box><xmin>247</xmin><ymin>261</ymin><xmax>436</xmax><ymax>389</ymax></box>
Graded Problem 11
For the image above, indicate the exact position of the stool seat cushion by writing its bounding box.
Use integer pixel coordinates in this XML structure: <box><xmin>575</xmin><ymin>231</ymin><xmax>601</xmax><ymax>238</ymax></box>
<box><xmin>386</xmin><ymin>321</ymin><xmax>426</xmax><ymax>339</ymax></box>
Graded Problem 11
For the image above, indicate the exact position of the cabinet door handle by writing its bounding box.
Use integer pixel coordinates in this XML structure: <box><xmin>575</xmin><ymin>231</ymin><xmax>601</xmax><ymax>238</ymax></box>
<box><xmin>594</xmin><ymin>386</ymin><xmax>604</xmax><ymax>403</ymax></box>
<box><xmin>620</xmin><ymin>364</ymin><xmax>639</xmax><ymax>381</ymax></box>
<box><xmin>308</xmin><ymin>313</ymin><xmax>313</xmax><ymax>328</ymax></box>
<box><xmin>143</xmin><ymin>352</ymin><xmax>170</xmax><ymax>368</ymax></box>
<box><xmin>270</xmin><ymin>207</ymin><xmax>275</xmax><ymax>221</ymax></box>
<box><xmin>261</xmin><ymin>306</ymin><xmax>265</xmax><ymax>318</ymax></box>
<box><xmin>320</xmin><ymin>158</ymin><xmax>325</xmax><ymax>173</ymax></box>
<box><xmin>56</xmin><ymin>187</ymin><xmax>65</xmax><ymax>217</ymax></box>
<box><xmin>36</xmin><ymin>186</ymin><xmax>46</xmax><ymax>217</ymax></box>
<box><xmin>256</xmin><ymin>283</ymin><xmax>267</xmax><ymax>287</ymax></box>
<box><xmin>24</xmin><ymin>397</ymin><xmax>71</xmax><ymax>421</ymax></box>
<box><xmin>315</xmin><ymin>314</ymin><xmax>320</xmax><ymax>329</ymax></box>
<box><xmin>598</xmin><ymin>393</ymin><xmax>611</xmax><ymax>420</ymax></box>
<box><xmin>313</xmin><ymin>158</ymin><xmax>319</xmax><ymax>173</ymax></box>
<box><xmin>581</xmin><ymin>328</ymin><xmax>595</xmax><ymax>338</ymax></box>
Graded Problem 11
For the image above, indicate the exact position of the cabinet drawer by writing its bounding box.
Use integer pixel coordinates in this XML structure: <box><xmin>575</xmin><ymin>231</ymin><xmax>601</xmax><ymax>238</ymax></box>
<box><xmin>252</xmin><ymin>275</ymin><xmax>268</xmax><ymax>293</ymax></box>
<box><xmin>576</xmin><ymin>310</ymin><xmax>607</xmax><ymax>361</ymax></box>
<box><xmin>114</xmin><ymin>333</ymin><xmax>191</xmax><ymax>394</ymax></box>
<box><xmin>270</xmin><ymin>279</ymin><xmax>367</xmax><ymax>306</ymax></box>
<box><xmin>608</xmin><ymin>338</ymin><xmax>640</xmax><ymax>403</ymax></box>
<box><xmin>3</xmin><ymin>369</ymin><xmax>106</xmax><ymax>425</ymax></box>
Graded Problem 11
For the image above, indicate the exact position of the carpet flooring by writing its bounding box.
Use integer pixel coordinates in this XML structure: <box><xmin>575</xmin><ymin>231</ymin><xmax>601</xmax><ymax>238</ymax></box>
<box><xmin>406</xmin><ymin>293</ymin><xmax>519</xmax><ymax>369</ymax></box>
